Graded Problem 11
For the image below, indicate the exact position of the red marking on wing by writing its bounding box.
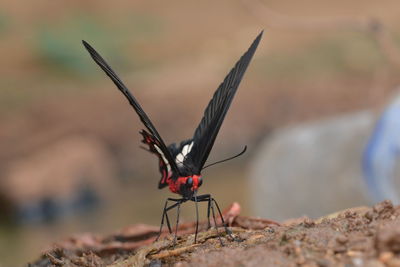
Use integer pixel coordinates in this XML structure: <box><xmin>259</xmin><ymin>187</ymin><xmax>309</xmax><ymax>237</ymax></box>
<box><xmin>140</xmin><ymin>130</ymin><xmax>172</xmax><ymax>188</ymax></box>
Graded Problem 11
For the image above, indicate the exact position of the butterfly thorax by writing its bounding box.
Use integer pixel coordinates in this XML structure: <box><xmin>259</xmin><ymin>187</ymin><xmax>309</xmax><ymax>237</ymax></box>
<box><xmin>168</xmin><ymin>175</ymin><xmax>203</xmax><ymax>198</ymax></box>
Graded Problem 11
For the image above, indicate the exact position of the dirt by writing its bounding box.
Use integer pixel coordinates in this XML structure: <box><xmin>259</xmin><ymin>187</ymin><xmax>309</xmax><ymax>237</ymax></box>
<box><xmin>28</xmin><ymin>200</ymin><xmax>400</xmax><ymax>267</ymax></box>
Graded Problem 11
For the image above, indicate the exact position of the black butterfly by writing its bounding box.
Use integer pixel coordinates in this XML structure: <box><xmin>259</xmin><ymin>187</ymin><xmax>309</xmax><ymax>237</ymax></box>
<box><xmin>83</xmin><ymin>31</ymin><xmax>262</xmax><ymax>243</ymax></box>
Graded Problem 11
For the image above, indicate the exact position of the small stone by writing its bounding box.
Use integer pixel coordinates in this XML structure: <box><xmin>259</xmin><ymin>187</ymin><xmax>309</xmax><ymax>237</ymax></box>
<box><xmin>149</xmin><ymin>259</ymin><xmax>162</xmax><ymax>267</ymax></box>
<box><xmin>326</xmin><ymin>249</ymin><xmax>334</xmax><ymax>256</ymax></box>
<box><xmin>245</xmin><ymin>234</ymin><xmax>264</xmax><ymax>245</ymax></box>
<box><xmin>334</xmin><ymin>246</ymin><xmax>347</xmax><ymax>253</ymax></box>
<box><xmin>336</xmin><ymin>235</ymin><xmax>348</xmax><ymax>244</ymax></box>
<box><xmin>366</xmin><ymin>229</ymin><xmax>375</xmax><ymax>236</ymax></box>
<box><xmin>365</xmin><ymin>211</ymin><xmax>374</xmax><ymax>221</ymax></box>
<box><xmin>379</xmin><ymin>251</ymin><xmax>394</xmax><ymax>263</ymax></box>
<box><xmin>238</xmin><ymin>232</ymin><xmax>252</xmax><ymax>241</ymax></box>
<box><xmin>352</xmin><ymin>257</ymin><xmax>363</xmax><ymax>266</ymax></box>
<box><xmin>265</xmin><ymin>227</ymin><xmax>275</xmax><ymax>233</ymax></box>
<box><xmin>303</xmin><ymin>218</ymin><xmax>315</xmax><ymax>228</ymax></box>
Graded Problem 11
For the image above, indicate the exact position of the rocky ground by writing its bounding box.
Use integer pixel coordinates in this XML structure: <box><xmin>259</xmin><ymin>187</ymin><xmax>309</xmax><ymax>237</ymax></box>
<box><xmin>29</xmin><ymin>200</ymin><xmax>400</xmax><ymax>267</ymax></box>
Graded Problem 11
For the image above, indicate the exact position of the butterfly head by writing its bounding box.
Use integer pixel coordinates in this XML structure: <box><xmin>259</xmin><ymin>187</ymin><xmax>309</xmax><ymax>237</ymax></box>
<box><xmin>177</xmin><ymin>175</ymin><xmax>203</xmax><ymax>198</ymax></box>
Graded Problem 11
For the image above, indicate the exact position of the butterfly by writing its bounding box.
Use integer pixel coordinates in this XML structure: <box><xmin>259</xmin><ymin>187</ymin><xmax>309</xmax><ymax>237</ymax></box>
<box><xmin>82</xmin><ymin>31</ymin><xmax>262</xmax><ymax>244</ymax></box>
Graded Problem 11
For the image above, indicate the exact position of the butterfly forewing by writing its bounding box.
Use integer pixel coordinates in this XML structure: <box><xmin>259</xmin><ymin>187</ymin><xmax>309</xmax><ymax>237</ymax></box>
<box><xmin>82</xmin><ymin>41</ymin><xmax>181</xmax><ymax>180</ymax></box>
<box><xmin>185</xmin><ymin>31</ymin><xmax>263</xmax><ymax>174</ymax></box>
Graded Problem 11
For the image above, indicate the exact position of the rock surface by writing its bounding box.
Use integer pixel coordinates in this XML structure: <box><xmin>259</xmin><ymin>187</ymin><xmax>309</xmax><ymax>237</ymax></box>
<box><xmin>29</xmin><ymin>201</ymin><xmax>400</xmax><ymax>267</ymax></box>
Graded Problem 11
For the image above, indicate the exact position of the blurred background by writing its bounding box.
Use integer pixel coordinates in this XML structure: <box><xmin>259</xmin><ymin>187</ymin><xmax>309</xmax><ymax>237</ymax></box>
<box><xmin>1</xmin><ymin>0</ymin><xmax>400</xmax><ymax>265</ymax></box>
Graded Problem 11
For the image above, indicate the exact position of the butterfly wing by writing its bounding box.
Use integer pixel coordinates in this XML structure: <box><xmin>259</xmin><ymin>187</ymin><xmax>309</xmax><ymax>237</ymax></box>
<box><xmin>140</xmin><ymin>130</ymin><xmax>176</xmax><ymax>188</ymax></box>
<box><xmin>82</xmin><ymin>41</ymin><xmax>181</xmax><ymax>186</ymax></box>
<box><xmin>184</xmin><ymin>31</ymin><xmax>263</xmax><ymax>174</ymax></box>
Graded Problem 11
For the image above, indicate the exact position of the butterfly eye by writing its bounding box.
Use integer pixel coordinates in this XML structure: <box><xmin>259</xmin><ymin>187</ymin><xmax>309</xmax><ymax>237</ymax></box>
<box><xmin>187</xmin><ymin>177</ymin><xmax>193</xmax><ymax>187</ymax></box>
<box><xmin>198</xmin><ymin>177</ymin><xmax>203</xmax><ymax>187</ymax></box>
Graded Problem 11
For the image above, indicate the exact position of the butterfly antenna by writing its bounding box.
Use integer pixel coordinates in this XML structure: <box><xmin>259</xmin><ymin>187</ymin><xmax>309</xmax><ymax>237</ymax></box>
<box><xmin>202</xmin><ymin>145</ymin><xmax>247</xmax><ymax>170</ymax></box>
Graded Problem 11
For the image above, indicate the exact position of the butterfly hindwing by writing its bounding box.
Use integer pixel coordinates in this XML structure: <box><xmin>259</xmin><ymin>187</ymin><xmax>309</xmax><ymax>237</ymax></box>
<box><xmin>184</xmin><ymin>31</ymin><xmax>263</xmax><ymax>173</ymax></box>
<box><xmin>140</xmin><ymin>130</ymin><xmax>173</xmax><ymax>188</ymax></box>
<box><xmin>82</xmin><ymin>41</ymin><xmax>181</xmax><ymax>181</ymax></box>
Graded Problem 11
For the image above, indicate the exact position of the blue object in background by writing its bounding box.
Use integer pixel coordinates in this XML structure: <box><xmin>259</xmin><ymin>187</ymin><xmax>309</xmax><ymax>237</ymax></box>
<box><xmin>363</xmin><ymin>96</ymin><xmax>400</xmax><ymax>204</ymax></box>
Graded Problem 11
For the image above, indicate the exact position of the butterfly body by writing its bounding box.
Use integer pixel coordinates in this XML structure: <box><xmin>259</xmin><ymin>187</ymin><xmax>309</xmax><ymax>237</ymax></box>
<box><xmin>141</xmin><ymin>129</ymin><xmax>203</xmax><ymax>198</ymax></box>
<box><xmin>83</xmin><ymin>31</ymin><xmax>262</xmax><ymax>243</ymax></box>
<box><xmin>168</xmin><ymin>175</ymin><xmax>203</xmax><ymax>197</ymax></box>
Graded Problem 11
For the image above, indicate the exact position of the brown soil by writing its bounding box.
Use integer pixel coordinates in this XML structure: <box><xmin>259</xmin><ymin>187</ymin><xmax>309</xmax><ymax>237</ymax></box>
<box><xmin>29</xmin><ymin>200</ymin><xmax>400</xmax><ymax>267</ymax></box>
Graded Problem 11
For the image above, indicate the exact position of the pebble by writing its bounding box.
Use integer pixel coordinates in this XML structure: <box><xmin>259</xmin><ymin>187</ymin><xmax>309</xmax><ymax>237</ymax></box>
<box><xmin>245</xmin><ymin>234</ymin><xmax>264</xmax><ymax>245</ymax></box>
<box><xmin>334</xmin><ymin>246</ymin><xmax>347</xmax><ymax>253</ymax></box>
<box><xmin>149</xmin><ymin>259</ymin><xmax>162</xmax><ymax>267</ymax></box>
<box><xmin>336</xmin><ymin>235</ymin><xmax>348</xmax><ymax>244</ymax></box>
<box><xmin>379</xmin><ymin>251</ymin><xmax>394</xmax><ymax>263</ymax></box>
<box><xmin>352</xmin><ymin>257</ymin><xmax>363</xmax><ymax>266</ymax></box>
<box><xmin>365</xmin><ymin>211</ymin><xmax>374</xmax><ymax>221</ymax></box>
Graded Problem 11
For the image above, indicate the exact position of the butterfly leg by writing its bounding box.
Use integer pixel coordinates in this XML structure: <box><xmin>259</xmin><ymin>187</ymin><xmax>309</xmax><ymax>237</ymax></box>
<box><xmin>194</xmin><ymin>194</ymin><xmax>212</xmax><ymax>229</ymax></box>
<box><xmin>188</xmin><ymin>193</ymin><xmax>207</xmax><ymax>243</ymax></box>
<box><xmin>173</xmin><ymin>200</ymin><xmax>183</xmax><ymax>245</ymax></box>
<box><xmin>155</xmin><ymin>199</ymin><xmax>170</xmax><ymax>241</ymax></box>
<box><xmin>194</xmin><ymin>192</ymin><xmax>199</xmax><ymax>243</ymax></box>
<box><xmin>165</xmin><ymin>211</ymin><xmax>172</xmax><ymax>234</ymax></box>
<box><xmin>212</xmin><ymin>197</ymin><xmax>233</xmax><ymax>239</ymax></box>
<box><xmin>155</xmin><ymin>198</ymin><xmax>184</xmax><ymax>242</ymax></box>
<box><xmin>206</xmin><ymin>197</ymin><xmax>212</xmax><ymax>229</ymax></box>
<box><xmin>209</xmin><ymin>198</ymin><xmax>224</xmax><ymax>246</ymax></box>
<box><xmin>192</xmin><ymin>194</ymin><xmax>225</xmax><ymax>245</ymax></box>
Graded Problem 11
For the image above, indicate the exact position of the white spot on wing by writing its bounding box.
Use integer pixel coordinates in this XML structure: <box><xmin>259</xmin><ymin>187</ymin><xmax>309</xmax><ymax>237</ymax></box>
<box><xmin>187</xmin><ymin>142</ymin><xmax>194</xmax><ymax>154</ymax></box>
<box><xmin>176</xmin><ymin>141</ymin><xmax>194</xmax><ymax>165</ymax></box>
<box><xmin>154</xmin><ymin>145</ymin><xmax>171</xmax><ymax>173</ymax></box>
<box><xmin>176</xmin><ymin>153</ymin><xmax>184</xmax><ymax>165</ymax></box>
